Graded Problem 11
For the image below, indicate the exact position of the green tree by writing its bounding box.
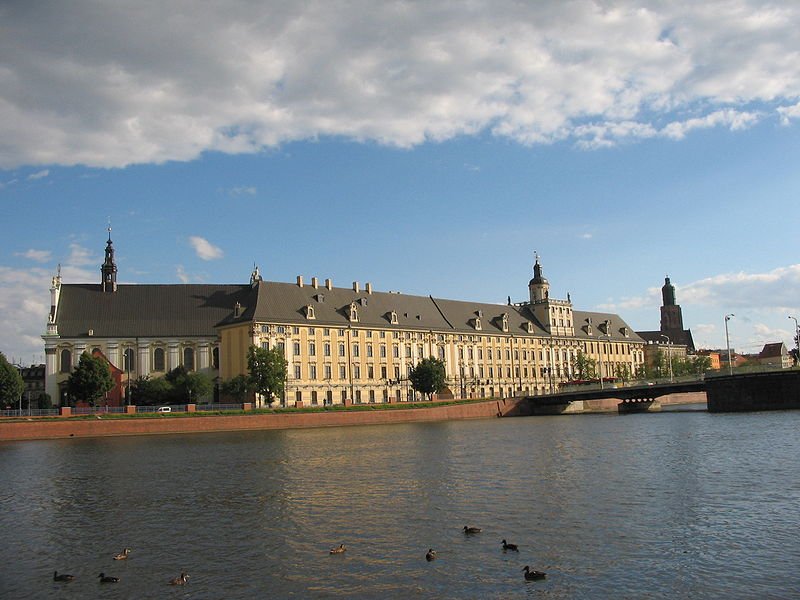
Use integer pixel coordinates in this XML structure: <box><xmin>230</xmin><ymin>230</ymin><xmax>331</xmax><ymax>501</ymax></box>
<box><xmin>131</xmin><ymin>376</ymin><xmax>172</xmax><ymax>406</ymax></box>
<box><xmin>0</xmin><ymin>352</ymin><xmax>24</xmax><ymax>408</ymax></box>
<box><xmin>408</xmin><ymin>357</ymin><xmax>447</xmax><ymax>401</ymax></box>
<box><xmin>183</xmin><ymin>372</ymin><xmax>212</xmax><ymax>403</ymax></box>
<box><xmin>613</xmin><ymin>363</ymin><xmax>632</xmax><ymax>383</ymax></box>
<box><xmin>66</xmin><ymin>352</ymin><xmax>114</xmax><ymax>406</ymax></box>
<box><xmin>221</xmin><ymin>374</ymin><xmax>251</xmax><ymax>403</ymax></box>
<box><xmin>247</xmin><ymin>345</ymin><xmax>288</xmax><ymax>406</ymax></box>
<box><xmin>571</xmin><ymin>351</ymin><xmax>597</xmax><ymax>380</ymax></box>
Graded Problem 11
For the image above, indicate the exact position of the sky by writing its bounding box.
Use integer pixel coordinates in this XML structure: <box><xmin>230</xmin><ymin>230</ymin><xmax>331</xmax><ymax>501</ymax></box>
<box><xmin>1</xmin><ymin>0</ymin><xmax>799</xmax><ymax>366</ymax></box>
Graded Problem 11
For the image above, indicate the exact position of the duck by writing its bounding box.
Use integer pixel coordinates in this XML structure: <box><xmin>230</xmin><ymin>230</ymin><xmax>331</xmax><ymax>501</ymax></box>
<box><xmin>53</xmin><ymin>571</ymin><xmax>75</xmax><ymax>582</ymax></box>
<box><xmin>463</xmin><ymin>526</ymin><xmax>482</xmax><ymax>534</ymax></box>
<box><xmin>113</xmin><ymin>547</ymin><xmax>131</xmax><ymax>560</ymax></box>
<box><xmin>522</xmin><ymin>566</ymin><xmax>546</xmax><ymax>580</ymax></box>
<box><xmin>425</xmin><ymin>549</ymin><xmax>437</xmax><ymax>561</ymax></box>
<box><xmin>168</xmin><ymin>572</ymin><xmax>189</xmax><ymax>585</ymax></box>
<box><xmin>98</xmin><ymin>573</ymin><xmax>120</xmax><ymax>583</ymax></box>
<box><xmin>329</xmin><ymin>544</ymin><xmax>346</xmax><ymax>554</ymax></box>
<box><xmin>501</xmin><ymin>539</ymin><xmax>519</xmax><ymax>552</ymax></box>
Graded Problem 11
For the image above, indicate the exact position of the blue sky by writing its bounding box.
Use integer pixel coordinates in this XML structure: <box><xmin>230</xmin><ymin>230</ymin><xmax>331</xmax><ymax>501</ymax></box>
<box><xmin>1</xmin><ymin>1</ymin><xmax>799</xmax><ymax>365</ymax></box>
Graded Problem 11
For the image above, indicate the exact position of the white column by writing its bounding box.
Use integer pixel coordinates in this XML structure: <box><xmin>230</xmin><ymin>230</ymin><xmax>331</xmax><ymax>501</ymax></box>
<box><xmin>138</xmin><ymin>342</ymin><xmax>150</xmax><ymax>377</ymax></box>
<box><xmin>44</xmin><ymin>346</ymin><xmax>59</xmax><ymax>405</ymax></box>
<box><xmin>168</xmin><ymin>342</ymin><xmax>180</xmax><ymax>371</ymax></box>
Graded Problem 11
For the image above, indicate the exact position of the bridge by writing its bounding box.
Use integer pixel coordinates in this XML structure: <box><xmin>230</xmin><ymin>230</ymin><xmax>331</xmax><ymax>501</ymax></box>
<box><xmin>526</xmin><ymin>379</ymin><xmax>706</xmax><ymax>414</ymax></box>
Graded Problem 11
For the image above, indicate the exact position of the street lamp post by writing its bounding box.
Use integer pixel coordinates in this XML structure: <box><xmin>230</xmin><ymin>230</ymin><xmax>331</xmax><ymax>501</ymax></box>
<box><xmin>789</xmin><ymin>316</ymin><xmax>799</xmax><ymax>367</ymax></box>
<box><xmin>724</xmin><ymin>314</ymin><xmax>735</xmax><ymax>375</ymax></box>
<box><xmin>660</xmin><ymin>334</ymin><xmax>673</xmax><ymax>383</ymax></box>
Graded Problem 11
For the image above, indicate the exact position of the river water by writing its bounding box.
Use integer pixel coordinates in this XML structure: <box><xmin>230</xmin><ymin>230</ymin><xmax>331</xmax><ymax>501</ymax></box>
<box><xmin>1</xmin><ymin>409</ymin><xmax>799</xmax><ymax>599</ymax></box>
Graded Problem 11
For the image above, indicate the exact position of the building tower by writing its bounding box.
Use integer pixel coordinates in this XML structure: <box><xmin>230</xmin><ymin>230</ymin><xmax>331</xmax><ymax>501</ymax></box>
<box><xmin>528</xmin><ymin>253</ymin><xmax>550</xmax><ymax>303</ymax></box>
<box><xmin>660</xmin><ymin>276</ymin><xmax>684</xmax><ymax>331</ymax></box>
<box><xmin>101</xmin><ymin>226</ymin><xmax>117</xmax><ymax>293</ymax></box>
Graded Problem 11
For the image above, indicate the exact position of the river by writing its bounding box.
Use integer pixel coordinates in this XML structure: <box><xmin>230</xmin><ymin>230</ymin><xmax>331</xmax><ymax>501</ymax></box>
<box><xmin>1</xmin><ymin>409</ymin><xmax>799</xmax><ymax>599</ymax></box>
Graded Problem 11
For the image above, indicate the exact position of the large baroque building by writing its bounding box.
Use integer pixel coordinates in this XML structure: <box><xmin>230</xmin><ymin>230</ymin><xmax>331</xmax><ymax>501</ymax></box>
<box><xmin>44</xmin><ymin>236</ymin><xmax>646</xmax><ymax>406</ymax></box>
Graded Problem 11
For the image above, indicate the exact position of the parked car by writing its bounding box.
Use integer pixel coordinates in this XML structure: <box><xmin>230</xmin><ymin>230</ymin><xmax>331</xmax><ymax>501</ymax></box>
<box><xmin>156</xmin><ymin>406</ymin><xmax>171</xmax><ymax>413</ymax></box>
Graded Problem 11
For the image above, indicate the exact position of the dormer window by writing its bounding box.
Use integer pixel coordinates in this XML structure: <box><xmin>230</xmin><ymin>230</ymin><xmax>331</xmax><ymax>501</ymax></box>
<box><xmin>349</xmin><ymin>302</ymin><xmax>359</xmax><ymax>323</ymax></box>
<box><xmin>620</xmin><ymin>326</ymin><xmax>629</xmax><ymax>337</ymax></box>
<box><xmin>360</xmin><ymin>297</ymin><xmax>368</xmax><ymax>306</ymax></box>
<box><xmin>389</xmin><ymin>310</ymin><xmax>398</xmax><ymax>325</ymax></box>
<box><xmin>316</xmin><ymin>293</ymin><xmax>325</xmax><ymax>303</ymax></box>
<box><xmin>526</xmin><ymin>322</ymin><xmax>534</xmax><ymax>334</ymax></box>
<box><xmin>501</xmin><ymin>313</ymin><xmax>509</xmax><ymax>332</ymax></box>
<box><xmin>476</xmin><ymin>309</ymin><xmax>483</xmax><ymax>318</ymax></box>
<box><xmin>305</xmin><ymin>304</ymin><xmax>316</xmax><ymax>320</ymax></box>
<box><xmin>234</xmin><ymin>302</ymin><xmax>243</xmax><ymax>318</ymax></box>
<box><xmin>474</xmin><ymin>317</ymin><xmax>482</xmax><ymax>331</ymax></box>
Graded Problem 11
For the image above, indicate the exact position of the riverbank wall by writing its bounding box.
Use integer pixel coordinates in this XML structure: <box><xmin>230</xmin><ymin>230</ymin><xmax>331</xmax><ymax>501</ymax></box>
<box><xmin>533</xmin><ymin>391</ymin><xmax>706</xmax><ymax>414</ymax></box>
<box><xmin>0</xmin><ymin>397</ymin><xmax>531</xmax><ymax>442</ymax></box>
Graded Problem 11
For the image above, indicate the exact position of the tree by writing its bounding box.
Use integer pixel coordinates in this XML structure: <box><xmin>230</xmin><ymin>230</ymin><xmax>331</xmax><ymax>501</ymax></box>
<box><xmin>408</xmin><ymin>357</ymin><xmax>447</xmax><ymax>401</ymax></box>
<box><xmin>163</xmin><ymin>366</ymin><xmax>212</xmax><ymax>403</ymax></box>
<box><xmin>247</xmin><ymin>345</ymin><xmax>288</xmax><ymax>406</ymax></box>
<box><xmin>0</xmin><ymin>352</ymin><xmax>24</xmax><ymax>408</ymax></box>
<box><xmin>613</xmin><ymin>363</ymin><xmax>632</xmax><ymax>383</ymax></box>
<box><xmin>131</xmin><ymin>376</ymin><xmax>172</xmax><ymax>406</ymax></box>
<box><xmin>571</xmin><ymin>351</ymin><xmax>597</xmax><ymax>380</ymax></box>
<box><xmin>66</xmin><ymin>352</ymin><xmax>114</xmax><ymax>406</ymax></box>
<box><xmin>221</xmin><ymin>374</ymin><xmax>251</xmax><ymax>403</ymax></box>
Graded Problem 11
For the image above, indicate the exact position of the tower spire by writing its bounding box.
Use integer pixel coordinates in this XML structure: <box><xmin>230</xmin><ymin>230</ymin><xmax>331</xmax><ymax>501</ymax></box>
<box><xmin>101</xmin><ymin>224</ymin><xmax>118</xmax><ymax>292</ymax></box>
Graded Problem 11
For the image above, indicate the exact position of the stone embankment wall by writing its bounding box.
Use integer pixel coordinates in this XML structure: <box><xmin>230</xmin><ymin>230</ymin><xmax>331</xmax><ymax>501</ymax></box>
<box><xmin>0</xmin><ymin>398</ymin><xmax>531</xmax><ymax>442</ymax></box>
<box><xmin>536</xmin><ymin>391</ymin><xmax>706</xmax><ymax>414</ymax></box>
<box><xmin>706</xmin><ymin>370</ymin><xmax>800</xmax><ymax>412</ymax></box>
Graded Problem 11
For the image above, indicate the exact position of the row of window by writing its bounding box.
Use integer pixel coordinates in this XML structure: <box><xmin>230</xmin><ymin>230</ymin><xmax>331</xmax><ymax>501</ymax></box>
<box><xmin>58</xmin><ymin>346</ymin><xmax>219</xmax><ymax>374</ymax></box>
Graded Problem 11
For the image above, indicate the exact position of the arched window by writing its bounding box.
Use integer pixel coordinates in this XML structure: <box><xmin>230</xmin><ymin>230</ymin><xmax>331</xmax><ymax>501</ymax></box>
<box><xmin>123</xmin><ymin>348</ymin><xmax>135</xmax><ymax>372</ymax></box>
<box><xmin>183</xmin><ymin>347</ymin><xmax>195</xmax><ymax>371</ymax></box>
<box><xmin>153</xmin><ymin>348</ymin><xmax>165</xmax><ymax>372</ymax></box>
<box><xmin>60</xmin><ymin>349</ymin><xmax>72</xmax><ymax>373</ymax></box>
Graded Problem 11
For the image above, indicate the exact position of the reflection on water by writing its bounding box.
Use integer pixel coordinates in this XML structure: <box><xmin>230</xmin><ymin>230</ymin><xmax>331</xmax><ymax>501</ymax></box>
<box><xmin>1</xmin><ymin>411</ymin><xmax>800</xmax><ymax>599</ymax></box>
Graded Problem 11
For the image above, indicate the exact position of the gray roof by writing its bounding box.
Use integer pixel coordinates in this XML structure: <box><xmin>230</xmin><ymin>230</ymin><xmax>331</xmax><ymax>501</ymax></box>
<box><xmin>55</xmin><ymin>280</ymin><xmax>643</xmax><ymax>343</ymax></box>
<box><xmin>56</xmin><ymin>283</ymin><xmax>251</xmax><ymax>338</ymax></box>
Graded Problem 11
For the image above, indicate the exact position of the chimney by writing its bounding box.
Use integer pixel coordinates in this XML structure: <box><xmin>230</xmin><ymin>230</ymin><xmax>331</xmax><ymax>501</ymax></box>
<box><xmin>297</xmin><ymin>275</ymin><xmax>304</xmax><ymax>288</ymax></box>
<box><xmin>325</xmin><ymin>278</ymin><xmax>333</xmax><ymax>290</ymax></box>
<box><xmin>311</xmin><ymin>277</ymin><xmax>318</xmax><ymax>289</ymax></box>
<box><xmin>366</xmin><ymin>282</ymin><xmax>372</xmax><ymax>294</ymax></box>
<box><xmin>353</xmin><ymin>281</ymin><xmax>360</xmax><ymax>293</ymax></box>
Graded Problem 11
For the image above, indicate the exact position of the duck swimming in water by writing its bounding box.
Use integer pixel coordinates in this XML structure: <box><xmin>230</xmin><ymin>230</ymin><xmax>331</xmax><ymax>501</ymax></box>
<box><xmin>522</xmin><ymin>566</ymin><xmax>546</xmax><ymax>580</ymax></box>
<box><xmin>425</xmin><ymin>549</ymin><xmax>437</xmax><ymax>561</ymax></box>
<box><xmin>169</xmin><ymin>572</ymin><xmax>189</xmax><ymax>585</ymax></box>
<box><xmin>98</xmin><ymin>573</ymin><xmax>119</xmax><ymax>583</ymax></box>
<box><xmin>501</xmin><ymin>539</ymin><xmax>519</xmax><ymax>552</ymax></box>
<box><xmin>329</xmin><ymin>544</ymin><xmax>346</xmax><ymax>554</ymax></box>
<box><xmin>113</xmin><ymin>547</ymin><xmax>131</xmax><ymax>560</ymax></box>
<box><xmin>463</xmin><ymin>526</ymin><xmax>482</xmax><ymax>534</ymax></box>
<box><xmin>53</xmin><ymin>571</ymin><xmax>75</xmax><ymax>582</ymax></box>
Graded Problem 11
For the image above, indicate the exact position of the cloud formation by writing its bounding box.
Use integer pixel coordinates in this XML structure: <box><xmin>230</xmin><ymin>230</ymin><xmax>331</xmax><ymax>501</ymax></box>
<box><xmin>16</xmin><ymin>249</ymin><xmax>52</xmax><ymax>263</ymax></box>
<box><xmin>189</xmin><ymin>236</ymin><xmax>224</xmax><ymax>261</ymax></box>
<box><xmin>1</xmin><ymin>1</ymin><xmax>798</xmax><ymax>168</ymax></box>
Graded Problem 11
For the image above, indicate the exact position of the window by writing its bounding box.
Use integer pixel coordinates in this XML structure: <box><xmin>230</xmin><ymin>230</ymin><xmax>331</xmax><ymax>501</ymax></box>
<box><xmin>369</xmin><ymin>390</ymin><xmax>376</xmax><ymax>403</ymax></box>
<box><xmin>366</xmin><ymin>330</ymin><xmax>372</xmax><ymax>338</ymax></box>
<box><xmin>294</xmin><ymin>365</ymin><xmax>301</xmax><ymax>379</ymax></box>
<box><xmin>261</xmin><ymin>341</ymin><xmax>269</xmax><ymax>350</ymax></box>
<box><xmin>368</xmin><ymin>365</ymin><xmax>374</xmax><ymax>379</ymax></box>
<box><xmin>324</xmin><ymin>365</ymin><xmax>332</xmax><ymax>380</ymax></box>
<box><xmin>324</xmin><ymin>328</ymin><xmax>330</xmax><ymax>336</ymax></box>
<box><xmin>60</xmin><ymin>349</ymin><xmax>72</xmax><ymax>373</ymax></box>
<box><xmin>212</xmin><ymin>347</ymin><xmax>219</xmax><ymax>369</ymax></box>
<box><xmin>393</xmin><ymin>345</ymin><xmax>399</xmax><ymax>358</ymax></box>
<box><xmin>293</xmin><ymin>327</ymin><xmax>300</xmax><ymax>334</ymax></box>
<box><xmin>354</xmin><ymin>365</ymin><xmax>361</xmax><ymax>379</ymax></box>
<box><xmin>341</xmin><ymin>390</ymin><xmax>347</xmax><ymax>402</ymax></box>
<box><xmin>309</xmin><ymin>342</ymin><xmax>316</xmax><ymax>356</ymax></box>
<box><xmin>183</xmin><ymin>347</ymin><xmax>194</xmax><ymax>371</ymax></box>
<box><xmin>261</xmin><ymin>325</ymin><xmax>269</xmax><ymax>333</ymax></box>
<box><xmin>352</xmin><ymin>344</ymin><xmax>360</xmax><ymax>357</ymax></box>
<box><xmin>309</xmin><ymin>365</ymin><xmax>317</xmax><ymax>380</ymax></box>
<box><xmin>296</xmin><ymin>391</ymin><xmax>302</xmax><ymax>403</ymax></box>
<box><xmin>293</xmin><ymin>342</ymin><xmax>301</xmax><ymax>356</ymax></box>
<box><xmin>339</xmin><ymin>343</ymin><xmax>346</xmax><ymax>357</ymax></box>
<box><xmin>311</xmin><ymin>391</ymin><xmax>318</xmax><ymax>405</ymax></box>
<box><xmin>277</xmin><ymin>325</ymin><xmax>285</xmax><ymax>334</ymax></box>
<box><xmin>124</xmin><ymin>348</ymin><xmax>136</xmax><ymax>372</ymax></box>
<box><xmin>324</xmin><ymin>343</ymin><xmax>331</xmax><ymax>357</ymax></box>
<box><xmin>308</xmin><ymin>327</ymin><xmax>315</xmax><ymax>335</ymax></box>
<box><xmin>380</xmin><ymin>345</ymin><xmax>386</xmax><ymax>358</ymax></box>
<box><xmin>367</xmin><ymin>344</ymin><xmax>373</xmax><ymax>358</ymax></box>
<box><xmin>339</xmin><ymin>365</ymin><xmax>346</xmax><ymax>379</ymax></box>
<box><xmin>381</xmin><ymin>366</ymin><xmax>387</xmax><ymax>379</ymax></box>
<box><xmin>153</xmin><ymin>348</ymin><xmax>165</xmax><ymax>372</ymax></box>
<box><xmin>394</xmin><ymin>366</ymin><xmax>400</xmax><ymax>379</ymax></box>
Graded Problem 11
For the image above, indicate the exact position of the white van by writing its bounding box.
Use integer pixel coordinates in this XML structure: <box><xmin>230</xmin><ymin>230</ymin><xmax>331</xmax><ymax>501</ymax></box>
<box><xmin>156</xmin><ymin>406</ymin><xmax>171</xmax><ymax>413</ymax></box>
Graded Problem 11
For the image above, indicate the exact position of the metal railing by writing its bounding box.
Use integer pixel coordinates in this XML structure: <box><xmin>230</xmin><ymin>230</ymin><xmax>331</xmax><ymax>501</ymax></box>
<box><xmin>0</xmin><ymin>408</ymin><xmax>59</xmax><ymax>418</ymax></box>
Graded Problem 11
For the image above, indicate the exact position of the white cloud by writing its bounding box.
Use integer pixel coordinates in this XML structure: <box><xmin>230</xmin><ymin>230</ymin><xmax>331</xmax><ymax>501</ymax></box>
<box><xmin>777</xmin><ymin>100</ymin><xmax>800</xmax><ymax>125</ymax></box>
<box><xmin>1</xmin><ymin>1</ymin><xmax>799</xmax><ymax>168</ymax></box>
<box><xmin>26</xmin><ymin>169</ymin><xmax>49</xmax><ymax>180</ymax></box>
<box><xmin>188</xmin><ymin>236</ymin><xmax>224</xmax><ymax>260</ymax></box>
<box><xmin>228</xmin><ymin>186</ymin><xmax>257</xmax><ymax>196</ymax></box>
<box><xmin>15</xmin><ymin>249</ymin><xmax>52</xmax><ymax>263</ymax></box>
<box><xmin>176</xmin><ymin>265</ymin><xmax>189</xmax><ymax>283</ymax></box>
